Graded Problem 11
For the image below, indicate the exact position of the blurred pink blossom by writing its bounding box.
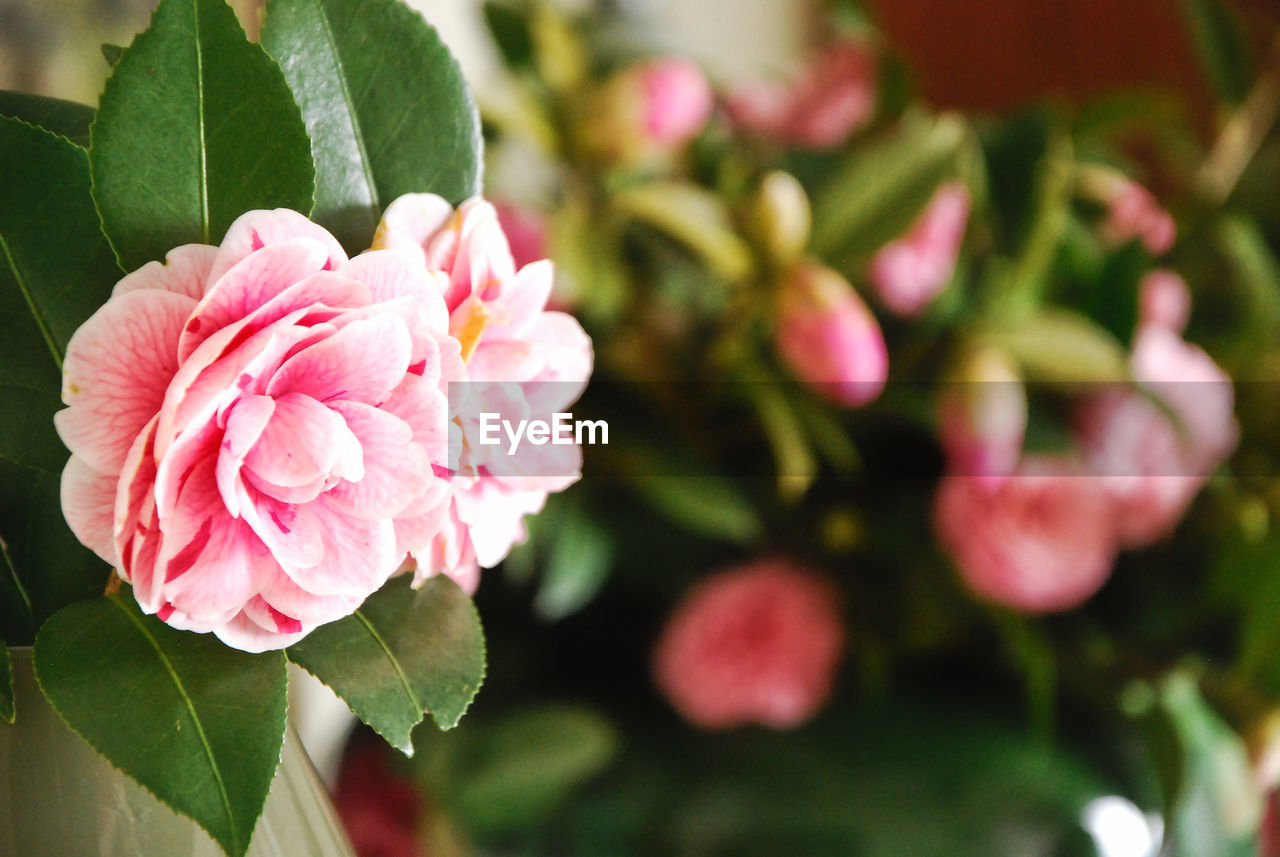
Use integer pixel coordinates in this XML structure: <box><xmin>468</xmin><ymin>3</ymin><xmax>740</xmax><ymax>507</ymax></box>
<box><xmin>936</xmin><ymin>346</ymin><xmax>1026</xmax><ymax>482</ymax></box>
<box><xmin>726</xmin><ymin>40</ymin><xmax>876</xmax><ymax>149</ymax></box>
<box><xmin>653</xmin><ymin>560</ymin><xmax>844</xmax><ymax>730</ymax></box>
<box><xmin>373</xmin><ymin>194</ymin><xmax>593</xmax><ymax>590</ymax></box>
<box><xmin>776</xmin><ymin>263</ymin><xmax>887</xmax><ymax>407</ymax></box>
<box><xmin>334</xmin><ymin>737</ymin><xmax>422</xmax><ymax>857</ymax></box>
<box><xmin>636</xmin><ymin>57</ymin><xmax>714</xmax><ymax>147</ymax></box>
<box><xmin>869</xmin><ymin>182</ymin><xmax>971</xmax><ymax>316</ymax></box>
<box><xmin>1077</xmin><ymin>325</ymin><xmax>1237</xmax><ymax>548</ymax></box>
<box><xmin>493</xmin><ymin>202</ymin><xmax>549</xmax><ymax>271</ymax></box>
<box><xmin>1104</xmin><ymin>179</ymin><xmax>1176</xmax><ymax>255</ymax></box>
<box><xmin>934</xmin><ymin>456</ymin><xmax>1119</xmax><ymax>613</ymax></box>
<box><xmin>1138</xmin><ymin>270</ymin><xmax>1191</xmax><ymax>333</ymax></box>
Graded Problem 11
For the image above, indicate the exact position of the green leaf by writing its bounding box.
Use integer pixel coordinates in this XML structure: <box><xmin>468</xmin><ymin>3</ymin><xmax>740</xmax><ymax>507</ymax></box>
<box><xmin>0</xmin><ymin>115</ymin><xmax>120</xmax><ymax>368</ymax></box>
<box><xmin>0</xmin><ymin>641</ymin><xmax>11</xmax><ymax>723</ymax></box>
<box><xmin>482</xmin><ymin>1</ymin><xmax>535</xmax><ymax>71</ymax></box>
<box><xmin>91</xmin><ymin>0</ymin><xmax>315</xmax><ymax>270</ymax></box>
<box><xmin>614</xmin><ymin>181</ymin><xmax>754</xmax><ymax>282</ymax></box>
<box><xmin>810</xmin><ymin>113</ymin><xmax>967</xmax><ymax>262</ymax></box>
<box><xmin>261</xmin><ymin>0</ymin><xmax>482</xmax><ymax>252</ymax></box>
<box><xmin>415</xmin><ymin>704</ymin><xmax>619</xmax><ymax>836</ymax></box>
<box><xmin>1178</xmin><ymin>0</ymin><xmax>1253</xmax><ymax>106</ymax></box>
<box><xmin>630</xmin><ymin>475</ymin><xmax>762</xmax><ymax>544</ymax></box>
<box><xmin>288</xmin><ymin>574</ymin><xmax>485</xmax><ymax>753</ymax></box>
<box><xmin>533</xmin><ymin>502</ymin><xmax>614</xmax><ymax>621</ymax></box>
<box><xmin>991</xmin><ymin>309</ymin><xmax>1129</xmax><ymax>384</ymax></box>
<box><xmin>34</xmin><ymin>590</ymin><xmax>288</xmax><ymax>857</ymax></box>
<box><xmin>0</xmin><ymin>91</ymin><xmax>95</xmax><ymax>147</ymax></box>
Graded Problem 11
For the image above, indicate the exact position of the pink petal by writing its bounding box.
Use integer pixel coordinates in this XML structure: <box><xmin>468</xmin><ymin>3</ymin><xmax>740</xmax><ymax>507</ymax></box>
<box><xmin>215</xmin><ymin>394</ymin><xmax>275</xmax><ymax>518</ymax></box>
<box><xmin>60</xmin><ymin>455</ymin><xmax>118</xmax><ymax>565</ymax></box>
<box><xmin>341</xmin><ymin>251</ymin><xmax>449</xmax><ymax>331</ymax></box>
<box><xmin>482</xmin><ymin>260</ymin><xmax>554</xmax><ymax>340</ymax></box>
<box><xmin>379</xmin><ymin>374</ymin><xmax>451</xmax><ymax>465</ymax></box>
<box><xmin>371</xmin><ymin>194</ymin><xmax>454</xmax><ymax>261</ymax></box>
<box><xmin>281</xmin><ymin>498</ymin><xmax>397</xmax><ymax>597</ymax></box>
<box><xmin>244</xmin><ymin>392</ymin><xmax>363</xmax><ymax>492</ymax></box>
<box><xmin>207</xmin><ymin>208</ymin><xmax>347</xmax><ymax>289</ymax></box>
<box><xmin>214</xmin><ymin>608</ymin><xmax>309</xmax><ymax>653</ymax></box>
<box><xmin>55</xmin><ymin>289</ymin><xmax>196</xmax><ymax>473</ymax></box>
<box><xmin>239</xmin><ymin>493</ymin><xmax>325</xmax><ymax>571</ymax></box>
<box><xmin>325</xmin><ymin>402</ymin><xmax>430</xmax><ymax>519</ymax></box>
<box><xmin>268</xmin><ymin>314</ymin><xmax>411</xmax><ymax>405</ymax></box>
<box><xmin>112</xmin><ymin>244</ymin><xmax>218</xmax><ymax>301</ymax></box>
<box><xmin>113</xmin><ymin>417</ymin><xmax>161</xmax><ymax>608</ymax></box>
<box><xmin>179</xmin><ymin>239</ymin><xmax>335</xmax><ymax>361</ymax></box>
<box><xmin>256</xmin><ymin>565</ymin><xmax>364</xmax><ymax>625</ymax></box>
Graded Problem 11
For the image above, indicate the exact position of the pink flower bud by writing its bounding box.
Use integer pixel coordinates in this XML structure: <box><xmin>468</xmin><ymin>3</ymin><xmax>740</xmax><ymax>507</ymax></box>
<box><xmin>776</xmin><ymin>263</ymin><xmax>887</xmax><ymax>408</ymax></box>
<box><xmin>1138</xmin><ymin>270</ymin><xmax>1191</xmax><ymax>333</ymax></box>
<box><xmin>1104</xmin><ymin>179</ymin><xmax>1176</xmax><ymax>255</ymax></box>
<box><xmin>868</xmin><ymin>182</ymin><xmax>971</xmax><ymax>316</ymax></box>
<box><xmin>936</xmin><ymin>346</ymin><xmax>1026</xmax><ymax>481</ymax></box>
<box><xmin>1076</xmin><ymin>325</ymin><xmax>1237</xmax><ymax>548</ymax></box>
<box><xmin>934</xmin><ymin>456</ymin><xmax>1119</xmax><ymax>613</ymax></box>
<box><xmin>726</xmin><ymin>40</ymin><xmax>876</xmax><ymax>149</ymax></box>
<box><xmin>637</xmin><ymin>57</ymin><xmax>714</xmax><ymax>146</ymax></box>
<box><xmin>653</xmin><ymin>560</ymin><xmax>844</xmax><ymax>730</ymax></box>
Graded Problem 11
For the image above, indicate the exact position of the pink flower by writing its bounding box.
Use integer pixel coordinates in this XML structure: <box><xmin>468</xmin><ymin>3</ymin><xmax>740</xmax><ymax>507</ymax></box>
<box><xmin>775</xmin><ymin>263</ymin><xmax>887</xmax><ymax>407</ymax></box>
<box><xmin>1104</xmin><ymin>179</ymin><xmax>1176</xmax><ymax>255</ymax></box>
<box><xmin>56</xmin><ymin>210</ymin><xmax>458</xmax><ymax>651</ymax></box>
<box><xmin>373</xmin><ymin>194</ymin><xmax>593</xmax><ymax>589</ymax></box>
<box><xmin>936</xmin><ymin>346</ymin><xmax>1026</xmax><ymax>482</ymax></box>
<box><xmin>934</xmin><ymin>456</ymin><xmax>1119</xmax><ymax>613</ymax></box>
<box><xmin>1076</xmin><ymin>325</ymin><xmax>1237</xmax><ymax>548</ymax></box>
<box><xmin>653</xmin><ymin>560</ymin><xmax>844</xmax><ymax>730</ymax></box>
<box><xmin>334</xmin><ymin>736</ymin><xmax>422</xmax><ymax>857</ymax></box>
<box><xmin>726</xmin><ymin>40</ymin><xmax>876</xmax><ymax>149</ymax></box>
<box><xmin>635</xmin><ymin>58</ymin><xmax>714</xmax><ymax>147</ymax></box>
<box><xmin>869</xmin><ymin>182</ymin><xmax>970</xmax><ymax>316</ymax></box>
<box><xmin>1138</xmin><ymin>270</ymin><xmax>1191</xmax><ymax>333</ymax></box>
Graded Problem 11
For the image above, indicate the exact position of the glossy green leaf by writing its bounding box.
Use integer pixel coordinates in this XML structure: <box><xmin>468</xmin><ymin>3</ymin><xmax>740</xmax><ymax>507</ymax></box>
<box><xmin>91</xmin><ymin>0</ymin><xmax>315</xmax><ymax>270</ymax></box>
<box><xmin>261</xmin><ymin>0</ymin><xmax>482</xmax><ymax>252</ymax></box>
<box><xmin>0</xmin><ymin>642</ymin><xmax>11</xmax><ymax>723</ymax></box>
<box><xmin>811</xmin><ymin>113</ymin><xmax>967</xmax><ymax>262</ymax></box>
<box><xmin>34</xmin><ymin>591</ymin><xmax>288</xmax><ymax>857</ymax></box>
<box><xmin>0</xmin><ymin>91</ymin><xmax>94</xmax><ymax>147</ymax></box>
<box><xmin>288</xmin><ymin>574</ymin><xmax>485</xmax><ymax>753</ymax></box>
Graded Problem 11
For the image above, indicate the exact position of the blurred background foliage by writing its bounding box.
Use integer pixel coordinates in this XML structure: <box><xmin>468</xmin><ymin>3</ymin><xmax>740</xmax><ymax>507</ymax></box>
<box><xmin>9</xmin><ymin>0</ymin><xmax>1280</xmax><ymax>855</ymax></box>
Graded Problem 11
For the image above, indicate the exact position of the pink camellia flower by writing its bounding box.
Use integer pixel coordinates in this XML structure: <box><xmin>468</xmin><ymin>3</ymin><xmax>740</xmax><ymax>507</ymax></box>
<box><xmin>56</xmin><ymin>209</ymin><xmax>458</xmax><ymax>651</ymax></box>
<box><xmin>934</xmin><ymin>456</ymin><xmax>1119</xmax><ymax>613</ymax></box>
<box><xmin>1076</xmin><ymin>325</ymin><xmax>1237</xmax><ymax>548</ymax></box>
<box><xmin>1104</xmin><ymin>179</ymin><xmax>1176</xmax><ymax>255</ymax></box>
<box><xmin>726</xmin><ymin>39</ymin><xmax>876</xmax><ymax>149</ymax></box>
<box><xmin>1138</xmin><ymin>270</ymin><xmax>1192</xmax><ymax>333</ymax></box>
<box><xmin>775</xmin><ymin>263</ymin><xmax>887</xmax><ymax>407</ymax></box>
<box><xmin>653</xmin><ymin>560</ymin><xmax>844</xmax><ymax>730</ymax></box>
<box><xmin>936</xmin><ymin>346</ymin><xmax>1026</xmax><ymax>482</ymax></box>
<box><xmin>373</xmin><ymin>194</ymin><xmax>593</xmax><ymax>590</ymax></box>
<box><xmin>868</xmin><ymin>182</ymin><xmax>970</xmax><ymax>316</ymax></box>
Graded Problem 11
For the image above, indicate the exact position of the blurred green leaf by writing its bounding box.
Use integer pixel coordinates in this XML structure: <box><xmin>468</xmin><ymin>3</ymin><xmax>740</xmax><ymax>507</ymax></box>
<box><xmin>615</xmin><ymin>181</ymin><xmax>754</xmax><ymax>282</ymax></box>
<box><xmin>992</xmin><ymin>309</ymin><xmax>1129</xmax><ymax>384</ymax></box>
<box><xmin>534</xmin><ymin>501</ymin><xmax>614</xmax><ymax>621</ymax></box>
<box><xmin>630</xmin><ymin>475</ymin><xmax>762</xmax><ymax>545</ymax></box>
<box><xmin>482</xmin><ymin>1</ymin><xmax>534</xmax><ymax>71</ymax></box>
<box><xmin>1149</xmin><ymin>672</ymin><xmax>1260</xmax><ymax>857</ymax></box>
<box><xmin>288</xmin><ymin>574</ymin><xmax>486</xmax><ymax>752</ymax></box>
<box><xmin>35</xmin><ymin>590</ymin><xmax>288</xmax><ymax>857</ymax></box>
<box><xmin>262</xmin><ymin>0</ymin><xmax>482</xmax><ymax>252</ymax></box>
<box><xmin>745</xmin><ymin>379</ymin><xmax>817</xmax><ymax>501</ymax></box>
<box><xmin>1178</xmin><ymin>0</ymin><xmax>1254</xmax><ymax>106</ymax></box>
<box><xmin>1215</xmin><ymin>215</ymin><xmax>1280</xmax><ymax>369</ymax></box>
<box><xmin>0</xmin><ymin>92</ymin><xmax>94</xmax><ymax>147</ymax></box>
<box><xmin>91</xmin><ymin>0</ymin><xmax>315</xmax><ymax>269</ymax></box>
<box><xmin>551</xmin><ymin>200</ymin><xmax>629</xmax><ymax>325</ymax></box>
<box><xmin>415</xmin><ymin>704</ymin><xmax>619</xmax><ymax>836</ymax></box>
<box><xmin>811</xmin><ymin>113</ymin><xmax>967</xmax><ymax>263</ymax></box>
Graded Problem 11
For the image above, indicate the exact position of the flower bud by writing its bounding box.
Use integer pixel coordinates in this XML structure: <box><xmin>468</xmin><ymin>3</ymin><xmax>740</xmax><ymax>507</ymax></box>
<box><xmin>752</xmin><ymin>171</ymin><xmax>811</xmax><ymax>266</ymax></box>
<box><xmin>1138</xmin><ymin>269</ymin><xmax>1191</xmax><ymax>333</ymax></box>
<box><xmin>584</xmin><ymin>57</ymin><xmax>713</xmax><ymax>164</ymax></box>
<box><xmin>653</xmin><ymin>560</ymin><xmax>844</xmax><ymax>730</ymax></box>
<box><xmin>775</xmin><ymin>263</ymin><xmax>887</xmax><ymax>408</ymax></box>
<box><xmin>868</xmin><ymin>182</ymin><xmax>970</xmax><ymax>316</ymax></box>
<box><xmin>1103</xmin><ymin>178</ymin><xmax>1175</xmax><ymax>255</ymax></box>
<box><xmin>936</xmin><ymin>345</ymin><xmax>1026</xmax><ymax>481</ymax></box>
